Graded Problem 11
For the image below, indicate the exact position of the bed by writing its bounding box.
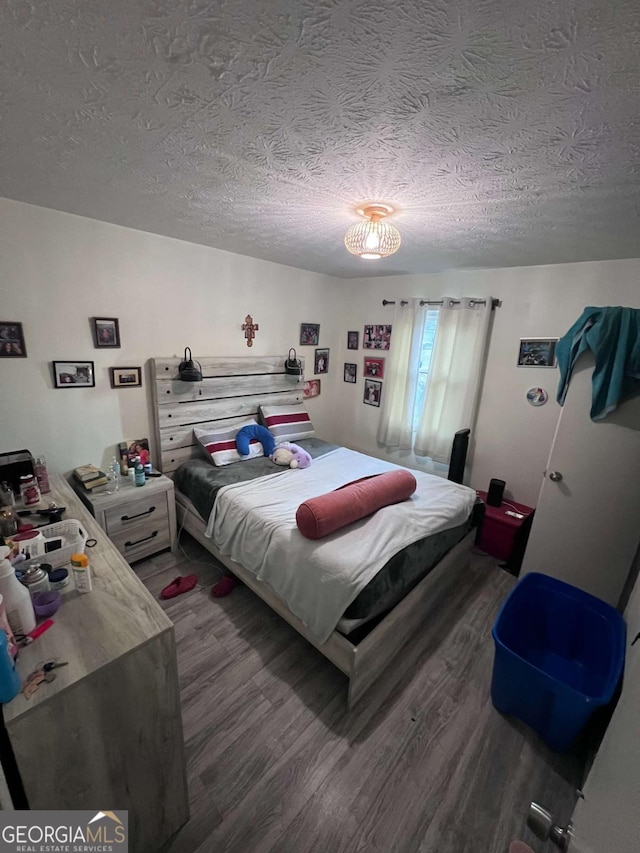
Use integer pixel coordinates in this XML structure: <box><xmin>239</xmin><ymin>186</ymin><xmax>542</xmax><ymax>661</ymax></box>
<box><xmin>151</xmin><ymin>355</ymin><xmax>482</xmax><ymax>708</ymax></box>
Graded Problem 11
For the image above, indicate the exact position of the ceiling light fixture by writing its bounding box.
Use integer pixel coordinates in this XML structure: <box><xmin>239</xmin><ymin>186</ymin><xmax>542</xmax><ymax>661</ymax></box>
<box><xmin>344</xmin><ymin>203</ymin><xmax>401</xmax><ymax>260</ymax></box>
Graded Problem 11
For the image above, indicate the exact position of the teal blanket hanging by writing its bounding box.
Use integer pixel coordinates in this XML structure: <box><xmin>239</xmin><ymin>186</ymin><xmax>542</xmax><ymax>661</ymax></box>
<box><xmin>556</xmin><ymin>306</ymin><xmax>640</xmax><ymax>421</ymax></box>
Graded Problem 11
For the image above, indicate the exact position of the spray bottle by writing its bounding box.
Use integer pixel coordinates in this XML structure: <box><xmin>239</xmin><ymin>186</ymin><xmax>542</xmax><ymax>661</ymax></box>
<box><xmin>0</xmin><ymin>546</ymin><xmax>36</xmax><ymax>636</ymax></box>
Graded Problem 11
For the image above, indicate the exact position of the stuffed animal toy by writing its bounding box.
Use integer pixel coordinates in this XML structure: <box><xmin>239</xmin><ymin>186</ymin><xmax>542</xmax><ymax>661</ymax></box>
<box><xmin>271</xmin><ymin>442</ymin><xmax>312</xmax><ymax>469</ymax></box>
<box><xmin>235</xmin><ymin>423</ymin><xmax>276</xmax><ymax>458</ymax></box>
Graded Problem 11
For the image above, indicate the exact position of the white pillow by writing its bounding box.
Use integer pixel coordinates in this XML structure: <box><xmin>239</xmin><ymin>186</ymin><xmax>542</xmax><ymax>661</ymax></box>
<box><xmin>259</xmin><ymin>403</ymin><xmax>315</xmax><ymax>443</ymax></box>
<box><xmin>194</xmin><ymin>419</ymin><xmax>262</xmax><ymax>466</ymax></box>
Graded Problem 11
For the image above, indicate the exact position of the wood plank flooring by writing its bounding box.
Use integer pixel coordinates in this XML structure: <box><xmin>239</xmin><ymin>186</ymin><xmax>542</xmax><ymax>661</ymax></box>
<box><xmin>137</xmin><ymin>535</ymin><xmax>586</xmax><ymax>853</ymax></box>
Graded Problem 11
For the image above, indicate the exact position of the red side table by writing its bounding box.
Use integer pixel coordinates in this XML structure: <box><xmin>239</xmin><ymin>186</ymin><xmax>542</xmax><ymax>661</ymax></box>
<box><xmin>475</xmin><ymin>491</ymin><xmax>535</xmax><ymax>576</ymax></box>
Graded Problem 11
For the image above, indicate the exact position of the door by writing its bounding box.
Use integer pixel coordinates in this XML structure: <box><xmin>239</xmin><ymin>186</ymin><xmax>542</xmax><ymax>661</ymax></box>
<box><xmin>521</xmin><ymin>353</ymin><xmax>640</xmax><ymax>605</ymax></box>
<box><xmin>568</xmin><ymin>556</ymin><xmax>640</xmax><ymax>853</ymax></box>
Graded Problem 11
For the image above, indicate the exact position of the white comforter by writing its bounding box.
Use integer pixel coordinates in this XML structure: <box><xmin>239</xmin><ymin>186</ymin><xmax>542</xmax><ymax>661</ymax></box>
<box><xmin>206</xmin><ymin>448</ymin><xmax>476</xmax><ymax>644</ymax></box>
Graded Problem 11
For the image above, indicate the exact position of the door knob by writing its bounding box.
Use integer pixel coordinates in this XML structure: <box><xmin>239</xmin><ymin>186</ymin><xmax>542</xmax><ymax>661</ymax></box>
<box><xmin>549</xmin><ymin>471</ymin><xmax>563</xmax><ymax>482</ymax></box>
<box><xmin>528</xmin><ymin>802</ymin><xmax>572</xmax><ymax>850</ymax></box>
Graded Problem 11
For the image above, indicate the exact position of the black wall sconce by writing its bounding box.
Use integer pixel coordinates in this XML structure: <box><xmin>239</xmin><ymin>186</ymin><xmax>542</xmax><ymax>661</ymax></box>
<box><xmin>178</xmin><ymin>347</ymin><xmax>202</xmax><ymax>382</ymax></box>
<box><xmin>284</xmin><ymin>348</ymin><xmax>303</xmax><ymax>381</ymax></box>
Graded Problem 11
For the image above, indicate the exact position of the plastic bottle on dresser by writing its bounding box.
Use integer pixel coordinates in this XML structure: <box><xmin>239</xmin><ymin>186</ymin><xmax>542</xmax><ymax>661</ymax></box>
<box><xmin>34</xmin><ymin>455</ymin><xmax>51</xmax><ymax>494</ymax></box>
<box><xmin>19</xmin><ymin>474</ymin><xmax>41</xmax><ymax>507</ymax></box>
<box><xmin>0</xmin><ymin>627</ymin><xmax>20</xmax><ymax>703</ymax></box>
<box><xmin>0</xmin><ymin>546</ymin><xmax>36</xmax><ymax>635</ymax></box>
<box><xmin>0</xmin><ymin>594</ymin><xmax>18</xmax><ymax>659</ymax></box>
<box><xmin>70</xmin><ymin>553</ymin><xmax>92</xmax><ymax>593</ymax></box>
<box><xmin>134</xmin><ymin>456</ymin><xmax>146</xmax><ymax>487</ymax></box>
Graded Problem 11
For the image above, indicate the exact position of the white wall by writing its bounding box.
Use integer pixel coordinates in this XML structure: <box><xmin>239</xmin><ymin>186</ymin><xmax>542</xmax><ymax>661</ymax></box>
<box><xmin>0</xmin><ymin>198</ymin><xmax>337</xmax><ymax>473</ymax></box>
<box><xmin>327</xmin><ymin>260</ymin><xmax>640</xmax><ymax>506</ymax></box>
<box><xmin>2</xmin><ymin>196</ymin><xmax>638</xmax><ymax>508</ymax></box>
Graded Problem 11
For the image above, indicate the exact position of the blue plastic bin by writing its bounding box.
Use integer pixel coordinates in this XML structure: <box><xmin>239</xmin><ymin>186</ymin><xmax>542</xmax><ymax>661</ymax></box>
<box><xmin>491</xmin><ymin>572</ymin><xmax>626</xmax><ymax>751</ymax></box>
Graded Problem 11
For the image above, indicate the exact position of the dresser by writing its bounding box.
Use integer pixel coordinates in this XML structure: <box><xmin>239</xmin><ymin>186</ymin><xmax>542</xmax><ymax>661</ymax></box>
<box><xmin>72</xmin><ymin>473</ymin><xmax>177</xmax><ymax>562</ymax></box>
<box><xmin>1</xmin><ymin>475</ymin><xmax>189</xmax><ymax>851</ymax></box>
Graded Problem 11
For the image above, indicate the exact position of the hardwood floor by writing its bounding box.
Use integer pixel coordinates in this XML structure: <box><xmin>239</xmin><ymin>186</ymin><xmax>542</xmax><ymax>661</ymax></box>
<box><xmin>137</xmin><ymin>534</ymin><xmax>585</xmax><ymax>853</ymax></box>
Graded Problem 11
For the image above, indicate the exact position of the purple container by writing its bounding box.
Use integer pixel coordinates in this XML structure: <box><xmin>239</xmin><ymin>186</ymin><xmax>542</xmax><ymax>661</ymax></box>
<box><xmin>31</xmin><ymin>590</ymin><xmax>62</xmax><ymax>619</ymax></box>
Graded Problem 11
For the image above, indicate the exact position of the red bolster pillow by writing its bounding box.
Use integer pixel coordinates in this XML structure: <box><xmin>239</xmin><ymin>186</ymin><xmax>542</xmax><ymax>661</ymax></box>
<box><xmin>296</xmin><ymin>469</ymin><xmax>417</xmax><ymax>540</ymax></box>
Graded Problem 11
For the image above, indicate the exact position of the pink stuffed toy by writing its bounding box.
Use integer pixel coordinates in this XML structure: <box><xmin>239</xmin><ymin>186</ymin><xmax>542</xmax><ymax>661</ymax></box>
<box><xmin>271</xmin><ymin>442</ymin><xmax>312</xmax><ymax>469</ymax></box>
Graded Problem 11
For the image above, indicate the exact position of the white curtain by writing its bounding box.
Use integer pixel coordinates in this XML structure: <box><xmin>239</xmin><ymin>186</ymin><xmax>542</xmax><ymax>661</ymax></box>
<box><xmin>376</xmin><ymin>299</ymin><xmax>426</xmax><ymax>450</ymax></box>
<box><xmin>414</xmin><ymin>297</ymin><xmax>491</xmax><ymax>462</ymax></box>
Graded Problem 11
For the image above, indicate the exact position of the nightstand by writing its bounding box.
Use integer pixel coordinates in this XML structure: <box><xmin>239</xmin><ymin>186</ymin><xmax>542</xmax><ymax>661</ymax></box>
<box><xmin>71</xmin><ymin>473</ymin><xmax>177</xmax><ymax>562</ymax></box>
<box><xmin>475</xmin><ymin>491</ymin><xmax>535</xmax><ymax>576</ymax></box>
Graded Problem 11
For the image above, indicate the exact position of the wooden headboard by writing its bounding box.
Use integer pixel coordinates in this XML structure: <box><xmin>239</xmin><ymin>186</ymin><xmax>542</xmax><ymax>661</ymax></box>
<box><xmin>150</xmin><ymin>356</ymin><xmax>305</xmax><ymax>476</ymax></box>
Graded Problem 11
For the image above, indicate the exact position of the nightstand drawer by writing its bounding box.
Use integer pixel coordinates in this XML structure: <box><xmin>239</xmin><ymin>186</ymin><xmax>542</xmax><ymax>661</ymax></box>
<box><xmin>110</xmin><ymin>518</ymin><xmax>172</xmax><ymax>562</ymax></box>
<box><xmin>105</xmin><ymin>493</ymin><xmax>168</xmax><ymax>536</ymax></box>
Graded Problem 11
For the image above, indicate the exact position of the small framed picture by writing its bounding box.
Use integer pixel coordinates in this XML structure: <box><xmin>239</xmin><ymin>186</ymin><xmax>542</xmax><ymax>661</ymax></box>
<box><xmin>0</xmin><ymin>322</ymin><xmax>27</xmax><ymax>357</ymax></box>
<box><xmin>364</xmin><ymin>379</ymin><xmax>382</xmax><ymax>407</ymax></box>
<box><xmin>314</xmin><ymin>347</ymin><xmax>329</xmax><ymax>374</ymax></box>
<box><xmin>52</xmin><ymin>361</ymin><xmax>95</xmax><ymax>388</ymax></box>
<box><xmin>363</xmin><ymin>324</ymin><xmax>392</xmax><ymax>350</ymax></box>
<box><xmin>347</xmin><ymin>331</ymin><xmax>359</xmax><ymax>350</ymax></box>
<box><xmin>119</xmin><ymin>438</ymin><xmax>151</xmax><ymax>468</ymax></box>
<box><xmin>92</xmin><ymin>317</ymin><xmax>121</xmax><ymax>348</ymax></box>
<box><xmin>517</xmin><ymin>338</ymin><xmax>558</xmax><ymax>367</ymax></box>
<box><xmin>364</xmin><ymin>357</ymin><xmax>385</xmax><ymax>378</ymax></box>
<box><xmin>110</xmin><ymin>366</ymin><xmax>142</xmax><ymax>388</ymax></box>
<box><xmin>300</xmin><ymin>323</ymin><xmax>320</xmax><ymax>346</ymax></box>
<box><xmin>344</xmin><ymin>363</ymin><xmax>357</xmax><ymax>383</ymax></box>
<box><xmin>303</xmin><ymin>379</ymin><xmax>321</xmax><ymax>398</ymax></box>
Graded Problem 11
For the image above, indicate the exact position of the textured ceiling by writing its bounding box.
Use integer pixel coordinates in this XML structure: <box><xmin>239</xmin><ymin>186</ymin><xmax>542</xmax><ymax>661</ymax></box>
<box><xmin>0</xmin><ymin>0</ymin><xmax>639</xmax><ymax>278</ymax></box>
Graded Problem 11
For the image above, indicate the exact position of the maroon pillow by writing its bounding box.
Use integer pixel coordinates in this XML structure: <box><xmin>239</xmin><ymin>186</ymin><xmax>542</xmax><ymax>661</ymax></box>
<box><xmin>296</xmin><ymin>470</ymin><xmax>417</xmax><ymax>540</ymax></box>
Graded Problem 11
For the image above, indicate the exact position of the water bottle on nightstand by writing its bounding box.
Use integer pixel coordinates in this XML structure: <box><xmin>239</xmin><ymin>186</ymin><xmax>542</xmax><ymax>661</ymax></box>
<box><xmin>106</xmin><ymin>456</ymin><xmax>120</xmax><ymax>493</ymax></box>
<box><xmin>134</xmin><ymin>456</ymin><xmax>145</xmax><ymax>487</ymax></box>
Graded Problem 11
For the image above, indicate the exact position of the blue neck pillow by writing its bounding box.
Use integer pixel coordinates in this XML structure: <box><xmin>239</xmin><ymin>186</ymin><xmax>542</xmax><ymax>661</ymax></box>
<box><xmin>235</xmin><ymin>423</ymin><xmax>276</xmax><ymax>458</ymax></box>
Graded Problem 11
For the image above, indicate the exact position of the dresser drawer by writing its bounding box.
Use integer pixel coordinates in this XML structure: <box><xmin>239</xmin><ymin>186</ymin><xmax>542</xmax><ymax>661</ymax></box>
<box><xmin>110</xmin><ymin>518</ymin><xmax>172</xmax><ymax>562</ymax></box>
<box><xmin>105</xmin><ymin>492</ymin><xmax>169</xmax><ymax>536</ymax></box>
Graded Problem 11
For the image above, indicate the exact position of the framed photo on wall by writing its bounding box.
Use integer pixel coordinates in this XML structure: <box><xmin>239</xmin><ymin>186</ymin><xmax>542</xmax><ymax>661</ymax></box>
<box><xmin>92</xmin><ymin>317</ymin><xmax>121</xmax><ymax>348</ymax></box>
<box><xmin>303</xmin><ymin>379</ymin><xmax>321</xmax><ymax>398</ymax></box>
<box><xmin>363</xmin><ymin>324</ymin><xmax>392</xmax><ymax>350</ymax></box>
<box><xmin>52</xmin><ymin>361</ymin><xmax>95</xmax><ymax>388</ymax></box>
<box><xmin>314</xmin><ymin>348</ymin><xmax>329</xmax><ymax>374</ymax></box>
<box><xmin>517</xmin><ymin>338</ymin><xmax>558</xmax><ymax>367</ymax></box>
<box><xmin>364</xmin><ymin>379</ymin><xmax>382</xmax><ymax>407</ymax></box>
<box><xmin>344</xmin><ymin>363</ymin><xmax>357</xmax><ymax>383</ymax></box>
<box><xmin>300</xmin><ymin>323</ymin><xmax>320</xmax><ymax>346</ymax></box>
<box><xmin>347</xmin><ymin>331</ymin><xmax>359</xmax><ymax>350</ymax></box>
<box><xmin>363</xmin><ymin>357</ymin><xmax>385</xmax><ymax>378</ymax></box>
<box><xmin>0</xmin><ymin>321</ymin><xmax>27</xmax><ymax>357</ymax></box>
<box><xmin>110</xmin><ymin>366</ymin><xmax>142</xmax><ymax>388</ymax></box>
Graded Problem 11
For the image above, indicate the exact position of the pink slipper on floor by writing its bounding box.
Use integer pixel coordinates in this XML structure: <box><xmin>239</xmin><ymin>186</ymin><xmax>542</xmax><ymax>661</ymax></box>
<box><xmin>160</xmin><ymin>574</ymin><xmax>197</xmax><ymax>600</ymax></box>
<box><xmin>509</xmin><ymin>843</ymin><xmax>534</xmax><ymax>853</ymax></box>
<box><xmin>211</xmin><ymin>575</ymin><xmax>237</xmax><ymax>598</ymax></box>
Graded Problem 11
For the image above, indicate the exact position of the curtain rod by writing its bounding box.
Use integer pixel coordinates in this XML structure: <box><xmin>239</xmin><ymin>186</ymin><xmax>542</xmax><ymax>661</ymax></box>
<box><xmin>382</xmin><ymin>298</ymin><xmax>501</xmax><ymax>309</ymax></box>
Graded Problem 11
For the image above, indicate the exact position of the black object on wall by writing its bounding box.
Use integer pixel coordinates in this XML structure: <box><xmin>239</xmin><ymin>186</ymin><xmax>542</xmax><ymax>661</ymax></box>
<box><xmin>284</xmin><ymin>348</ymin><xmax>303</xmax><ymax>377</ymax></box>
<box><xmin>487</xmin><ymin>478</ymin><xmax>506</xmax><ymax>507</ymax></box>
<box><xmin>448</xmin><ymin>429</ymin><xmax>470</xmax><ymax>484</ymax></box>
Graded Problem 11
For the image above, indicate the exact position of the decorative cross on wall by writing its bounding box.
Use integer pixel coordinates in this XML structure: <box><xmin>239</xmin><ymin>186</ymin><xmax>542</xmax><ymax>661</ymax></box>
<box><xmin>242</xmin><ymin>315</ymin><xmax>259</xmax><ymax>348</ymax></box>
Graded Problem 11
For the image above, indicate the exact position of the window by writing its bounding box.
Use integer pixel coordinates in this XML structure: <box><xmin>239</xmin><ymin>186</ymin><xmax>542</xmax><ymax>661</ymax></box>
<box><xmin>412</xmin><ymin>309</ymin><xmax>440</xmax><ymax>433</ymax></box>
